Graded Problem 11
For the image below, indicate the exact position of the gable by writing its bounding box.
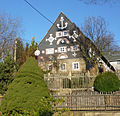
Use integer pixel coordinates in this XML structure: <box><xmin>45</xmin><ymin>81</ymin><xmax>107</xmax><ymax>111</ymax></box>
<box><xmin>38</xmin><ymin>12</ymin><xmax>82</xmax><ymax>60</ymax></box>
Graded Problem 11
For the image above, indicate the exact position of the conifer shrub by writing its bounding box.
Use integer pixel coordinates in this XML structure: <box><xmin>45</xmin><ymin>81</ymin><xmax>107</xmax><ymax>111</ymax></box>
<box><xmin>0</xmin><ymin>57</ymin><xmax>52</xmax><ymax>115</ymax></box>
<box><xmin>94</xmin><ymin>72</ymin><xmax>120</xmax><ymax>92</ymax></box>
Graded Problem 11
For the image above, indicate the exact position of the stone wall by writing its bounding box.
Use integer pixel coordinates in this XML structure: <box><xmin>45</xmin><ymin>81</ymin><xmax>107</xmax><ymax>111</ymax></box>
<box><xmin>38</xmin><ymin>58</ymin><xmax>86</xmax><ymax>76</ymax></box>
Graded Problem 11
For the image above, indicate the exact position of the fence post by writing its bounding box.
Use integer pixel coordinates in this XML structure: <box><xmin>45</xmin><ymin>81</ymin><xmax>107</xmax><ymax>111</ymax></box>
<box><xmin>60</xmin><ymin>77</ymin><xmax>63</xmax><ymax>93</ymax></box>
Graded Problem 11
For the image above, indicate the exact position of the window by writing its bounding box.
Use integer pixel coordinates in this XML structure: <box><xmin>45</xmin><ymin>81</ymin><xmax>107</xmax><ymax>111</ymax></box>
<box><xmin>48</xmin><ymin>65</ymin><xmax>52</xmax><ymax>71</ymax></box>
<box><xmin>56</xmin><ymin>30</ymin><xmax>69</xmax><ymax>38</ymax></box>
<box><xmin>64</xmin><ymin>31</ymin><xmax>68</xmax><ymax>36</ymax></box>
<box><xmin>63</xmin><ymin>30</ymin><xmax>69</xmax><ymax>36</ymax></box>
<box><xmin>71</xmin><ymin>45</ymin><xmax>79</xmax><ymax>52</ymax></box>
<box><xmin>60</xmin><ymin>47</ymin><xmax>65</xmax><ymax>52</ymax></box>
<box><xmin>73</xmin><ymin>46</ymin><xmax>78</xmax><ymax>51</ymax></box>
<box><xmin>56</xmin><ymin>31</ymin><xmax>62</xmax><ymax>37</ymax></box>
<box><xmin>60</xmin><ymin>63</ymin><xmax>66</xmax><ymax>71</ymax></box>
<box><xmin>46</xmin><ymin>48</ymin><xmax>54</xmax><ymax>54</ymax></box>
<box><xmin>72</xmin><ymin>62</ymin><xmax>79</xmax><ymax>70</ymax></box>
<box><xmin>58</xmin><ymin>32</ymin><xmax>62</xmax><ymax>36</ymax></box>
<box><xmin>58</xmin><ymin>46</ymin><xmax>67</xmax><ymax>53</ymax></box>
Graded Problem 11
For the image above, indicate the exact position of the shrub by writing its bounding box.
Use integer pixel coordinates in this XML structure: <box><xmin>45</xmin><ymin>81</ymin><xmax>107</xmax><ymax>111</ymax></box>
<box><xmin>94</xmin><ymin>72</ymin><xmax>120</xmax><ymax>92</ymax></box>
<box><xmin>0</xmin><ymin>57</ymin><xmax>52</xmax><ymax>115</ymax></box>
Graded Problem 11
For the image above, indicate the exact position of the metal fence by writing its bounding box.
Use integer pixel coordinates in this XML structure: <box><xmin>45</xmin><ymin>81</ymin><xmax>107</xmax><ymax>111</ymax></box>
<box><xmin>53</xmin><ymin>91</ymin><xmax>120</xmax><ymax>111</ymax></box>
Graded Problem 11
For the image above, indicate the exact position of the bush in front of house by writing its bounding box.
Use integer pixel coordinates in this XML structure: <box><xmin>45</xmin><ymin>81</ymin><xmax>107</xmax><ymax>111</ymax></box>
<box><xmin>93</xmin><ymin>72</ymin><xmax>120</xmax><ymax>92</ymax></box>
<box><xmin>0</xmin><ymin>57</ymin><xmax>53</xmax><ymax>116</ymax></box>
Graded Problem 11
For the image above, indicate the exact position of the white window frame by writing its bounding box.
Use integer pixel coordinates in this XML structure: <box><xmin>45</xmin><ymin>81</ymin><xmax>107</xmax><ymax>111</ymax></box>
<box><xmin>56</xmin><ymin>31</ymin><xmax>62</xmax><ymax>38</ymax></box>
<box><xmin>46</xmin><ymin>48</ymin><xmax>54</xmax><ymax>54</ymax></box>
<box><xmin>56</xmin><ymin>30</ymin><xmax>69</xmax><ymax>38</ymax></box>
<box><xmin>58</xmin><ymin>46</ymin><xmax>67</xmax><ymax>53</ymax></box>
<box><xmin>72</xmin><ymin>62</ymin><xmax>79</xmax><ymax>70</ymax></box>
<box><xmin>60</xmin><ymin>63</ymin><xmax>66</xmax><ymax>71</ymax></box>
<box><xmin>63</xmin><ymin>30</ymin><xmax>69</xmax><ymax>36</ymax></box>
<box><xmin>48</xmin><ymin>64</ymin><xmax>52</xmax><ymax>71</ymax></box>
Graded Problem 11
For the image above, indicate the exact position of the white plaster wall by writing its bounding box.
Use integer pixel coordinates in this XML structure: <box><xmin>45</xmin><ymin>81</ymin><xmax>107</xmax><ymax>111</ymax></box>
<box><xmin>110</xmin><ymin>61</ymin><xmax>120</xmax><ymax>71</ymax></box>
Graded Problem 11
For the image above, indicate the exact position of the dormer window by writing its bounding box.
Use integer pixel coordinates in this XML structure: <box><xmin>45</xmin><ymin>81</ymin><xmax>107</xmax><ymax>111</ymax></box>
<box><xmin>58</xmin><ymin>32</ymin><xmax>62</xmax><ymax>36</ymax></box>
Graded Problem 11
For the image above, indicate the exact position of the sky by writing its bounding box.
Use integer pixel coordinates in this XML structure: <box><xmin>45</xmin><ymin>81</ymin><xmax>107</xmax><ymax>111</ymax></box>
<box><xmin>0</xmin><ymin>0</ymin><xmax>120</xmax><ymax>46</ymax></box>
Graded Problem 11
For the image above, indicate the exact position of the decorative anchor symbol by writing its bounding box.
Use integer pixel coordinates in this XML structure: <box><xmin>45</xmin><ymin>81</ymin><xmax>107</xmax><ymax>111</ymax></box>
<box><xmin>46</xmin><ymin>34</ymin><xmax>56</xmax><ymax>45</ymax></box>
<box><xmin>57</xmin><ymin>17</ymin><xmax>68</xmax><ymax>30</ymax></box>
<box><xmin>69</xmin><ymin>31</ymin><xmax>78</xmax><ymax>42</ymax></box>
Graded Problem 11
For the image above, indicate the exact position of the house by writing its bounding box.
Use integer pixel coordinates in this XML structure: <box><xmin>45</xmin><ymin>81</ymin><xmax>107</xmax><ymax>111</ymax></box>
<box><xmin>104</xmin><ymin>51</ymin><xmax>120</xmax><ymax>73</ymax></box>
<box><xmin>35</xmin><ymin>12</ymin><xmax>115</xmax><ymax>78</ymax></box>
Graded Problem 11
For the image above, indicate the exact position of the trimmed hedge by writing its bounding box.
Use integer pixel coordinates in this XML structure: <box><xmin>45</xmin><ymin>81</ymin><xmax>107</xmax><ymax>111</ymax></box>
<box><xmin>94</xmin><ymin>72</ymin><xmax>120</xmax><ymax>92</ymax></box>
<box><xmin>0</xmin><ymin>57</ymin><xmax>51</xmax><ymax>115</ymax></box>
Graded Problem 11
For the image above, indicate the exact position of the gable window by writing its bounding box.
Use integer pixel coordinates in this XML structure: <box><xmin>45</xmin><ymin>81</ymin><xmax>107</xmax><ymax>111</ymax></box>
<box><xmin>46</xmin><ymin>48</ymin><xmax>54</xmax><ymax>54</ymax></box>
<box><xmin>56</xmin><ymin>30</ymin><xmax>69</xmax><ymax>38</ymax></box>
<box><xmin>58</xmin><ymin>46</ymin><xmax>67</xmax><ymax>53</ymax></box>
<box><xmin>56</xmin><ymin>31</ymin><xmax>62</xmax><ymax>37</ymax></box>
<box><xmin>60</xmin><ymin>63</ymin><xmax>66</xmax><ymax>71</ymax></box>
<box><xmin>71</xmin><ymin>45</ymin><xmax>79</xmax><ymax>52</ymax></box>
<box><xmin>60</xmin><ymin>47</ymin><xmax>65</xmax><ymax>52</ymax></box>
<box><xmin>63</xmin><ymin>30</ymin><xmax>69</xmax><ymax>36</ymax></box>
<box><xmin>72</xmin><ymin>62</ymin><xmax>79</xmax><ymax>70</ymax></box>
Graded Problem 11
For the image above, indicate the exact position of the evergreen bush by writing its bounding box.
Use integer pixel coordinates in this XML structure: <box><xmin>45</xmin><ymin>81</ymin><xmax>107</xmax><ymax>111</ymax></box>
<box><xmin>0</xmin><ymin>55</ymin><xmax>17</xmax><ymax>95</ymax></box>
<box><xmin>93</xmin><ymin>72</ymin><xmax>120</xmax><ymax>92</ymax></box>
<box><xmin>0</xmin><ymin>57</ymin><xmax>52</xmax><ymax>115</ymax></box>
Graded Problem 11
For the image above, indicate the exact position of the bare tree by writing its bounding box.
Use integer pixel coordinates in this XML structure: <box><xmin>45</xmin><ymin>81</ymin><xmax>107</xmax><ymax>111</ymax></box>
<box><xmin>81</xmin><ymin>16</ymin><xmax>114</xmax><ymax>52</ymax></box>
<box><xmin>0</xmin><ymin>13</ymin><xmax>20</xmax><ymax>59</ymax></box>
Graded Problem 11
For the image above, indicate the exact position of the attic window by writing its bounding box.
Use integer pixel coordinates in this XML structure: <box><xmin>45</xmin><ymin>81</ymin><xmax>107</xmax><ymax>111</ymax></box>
<box><xmin>63</xmin><ymin>30</ymin><xmax>69</xmax><ymax>36</ymax></box>
<box><xmin>56</xmin><ymin>31</ymin><xmax>62</xmax><ymax>37</ymax></box>
<box><xmin>48</xmin><ymin>64</ymin><xmax>52</xmax><ymax>71</ymax></box>
<box><xmin>71</xmin><ymin>45</ymin><xmax>79</xmax><ymax>52</ymax></box>
<box><xmin>64</xmin><ymin>31</ymin><xmax>67</xmax><ymax>35</ymax></box>
<box><xmin>58</xmin><ymin>46</ymin><xmax>67</xmax><ymax>53</ymax></box>
<box><xmin>46</xmin><ymin>48</ymin><xmax>54</xmax><ymax>54</ymax></box>
<box><xmin>73</xmin><ymin>46</ymin><xmax>78</xmax><ymax>51</ymax></box>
